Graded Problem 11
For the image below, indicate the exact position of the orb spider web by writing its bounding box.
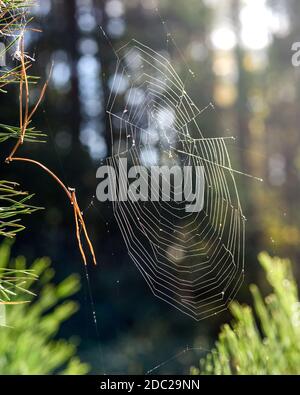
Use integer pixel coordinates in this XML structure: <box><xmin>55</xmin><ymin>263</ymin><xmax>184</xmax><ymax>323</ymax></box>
<box><xmin>105</xmin><ymin>39</ymin><xmax>246</xmax><ymax>321</ymax></box>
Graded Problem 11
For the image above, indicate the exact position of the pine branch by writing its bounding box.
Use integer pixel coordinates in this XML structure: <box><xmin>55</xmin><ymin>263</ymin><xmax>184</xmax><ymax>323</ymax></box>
<box><xmin>0</xmin><ymin>181</ymin><xmax>42</xmax><ymax>238</ymax></box>
<box><xmin>1</xmin><ymin>0</ymin><xmax>98</xmax><ymax>266</ymax></box>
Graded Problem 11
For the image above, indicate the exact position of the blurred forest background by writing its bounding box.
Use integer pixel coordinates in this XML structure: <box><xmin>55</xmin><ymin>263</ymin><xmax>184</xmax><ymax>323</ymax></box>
<box><xmin>1</xmin><ymin>0</ymin><xmax>300</xmax><ymax>374</ymax></box>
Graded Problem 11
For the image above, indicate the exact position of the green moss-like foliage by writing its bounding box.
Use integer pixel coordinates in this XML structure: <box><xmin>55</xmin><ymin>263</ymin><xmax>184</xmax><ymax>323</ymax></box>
<box><xmin>192</xmin><ymin>253</ymin><xmax>300</xmax><ymax>375</ymax></box>
<box><xmin>0</xmin><ymin>241</ymin><xmax>89</xmax><ymax>374</ymax></box>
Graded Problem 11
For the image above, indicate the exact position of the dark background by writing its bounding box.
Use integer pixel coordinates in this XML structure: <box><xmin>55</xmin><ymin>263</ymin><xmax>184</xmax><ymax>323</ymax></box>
<box><xmin>1</xmin><ymin>0</ymin><xmax>300</xmax><ymax>374</ymax></box>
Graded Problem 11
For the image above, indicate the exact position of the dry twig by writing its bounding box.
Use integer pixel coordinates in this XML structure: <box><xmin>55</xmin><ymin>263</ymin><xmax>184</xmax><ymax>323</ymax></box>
<box><xmin>5</xmin><ymin>10</ymin><xmax>97</xmax><ymax>266</ymax></box>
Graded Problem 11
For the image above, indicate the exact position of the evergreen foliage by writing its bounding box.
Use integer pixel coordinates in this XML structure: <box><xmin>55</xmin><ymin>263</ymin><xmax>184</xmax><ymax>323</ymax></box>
<box><xmin>192</xmin><ymin>253</ymin><xmax>300</xmax><ymax>375</ymax></box>
<box><xmin>0</xmin><ymin>241</ymin><xmax>89</xmax><ymax>374</ymax></box>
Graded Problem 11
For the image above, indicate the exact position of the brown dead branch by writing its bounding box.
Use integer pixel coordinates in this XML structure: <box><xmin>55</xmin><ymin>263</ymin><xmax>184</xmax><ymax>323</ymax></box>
<box><xmin>5</xmin><ymin>15</ymin><xmax>97</xmax><ymax>266</ymax></box>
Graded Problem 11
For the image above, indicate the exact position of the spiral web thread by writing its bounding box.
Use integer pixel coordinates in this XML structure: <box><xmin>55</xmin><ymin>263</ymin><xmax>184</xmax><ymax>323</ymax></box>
<box><xmin>106</xmin><ymin>39</ymin><xmax>246</xmax><ymax>321</ymax></box>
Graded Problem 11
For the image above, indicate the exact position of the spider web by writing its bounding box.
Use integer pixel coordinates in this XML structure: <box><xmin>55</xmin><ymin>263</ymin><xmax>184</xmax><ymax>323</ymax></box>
<box><xmin>105</xmin><ymin>39</ymin><xmax>246</xmax><ymax>321</ymax></box>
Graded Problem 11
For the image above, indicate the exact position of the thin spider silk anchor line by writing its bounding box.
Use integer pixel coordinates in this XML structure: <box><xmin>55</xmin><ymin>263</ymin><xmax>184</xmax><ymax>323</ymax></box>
<box><xmin>105</xmin><ymin>39</ymin><xmax>250</xmax><ymax>321</ymax></box>
<box><xmin>151</xmin><ymin>0</ymin><xmax>196</xmax><ymax>80</ymax></box>
<box><xmin>145</xmin><ymin>345</ymin><xmax>227</xmax><ymax>375</ymax></box>
<box><xmin>146</xmin><ymin>347</ymin><xmax>197</xmax><ymax>375</ymax></box>
<box><xmin>82</xmin><ymin>263</ymin><xmax>106</xmax><ymax>375</ymax></box>
<box><xmin>99</xmin><ymin>25</ymin><xmax>120</xmax><ymax>62</ymax></box>
<box><xmin>175</xmin><ymin>149</ymin><xmax>263</xmax><ymax>182</ymax></box>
